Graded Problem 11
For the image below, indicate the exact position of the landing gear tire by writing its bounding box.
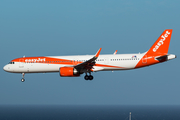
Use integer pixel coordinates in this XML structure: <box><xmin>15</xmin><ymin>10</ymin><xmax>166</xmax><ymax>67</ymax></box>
<box><xmin>84</xmin><ymin>74</ymin><xmax>94</xmax><ymax>80</ymax></box>
<box><xmin>89</xmin><ymin>75</ymin><xmax>93</xmax><ymax>80</ymax></box>
<box><xmin>84</xmin><ymin>75</ymin><xmax>89</xmax><ymax>80</ymax></box>
<box><xmin>21</xmin><ymin>78</ymin><xmax>25</xmax><ymax>82</ymax></box>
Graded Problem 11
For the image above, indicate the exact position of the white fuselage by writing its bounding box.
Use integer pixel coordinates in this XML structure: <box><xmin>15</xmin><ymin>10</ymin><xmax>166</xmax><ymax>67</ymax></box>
<box><xmin>3</xmin><ymin>53</ymin><xmax>145</xmax><ymax>73</ymax></box>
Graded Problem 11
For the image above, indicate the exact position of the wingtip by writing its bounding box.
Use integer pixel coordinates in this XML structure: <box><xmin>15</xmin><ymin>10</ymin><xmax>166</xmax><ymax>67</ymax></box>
<box><xmin>114</xmin><ymin>50</ymin><xmax>118</xmax><ymax>55</ymax></box>
<box><xmin>95</xmin><ymin>48</ymin><xmax>102</xmax><ymax>58</ymax></box>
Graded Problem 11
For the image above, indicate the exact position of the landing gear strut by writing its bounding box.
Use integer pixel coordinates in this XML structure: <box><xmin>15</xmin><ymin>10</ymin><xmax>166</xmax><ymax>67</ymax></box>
<box><xmin>84</xmin><ymin>73</ymin><xmax>94</xmax><ymax>80</ymax></box>
<box><xmin>21</xmin><ymin>73</ymin><xmax>25</xmax><ymax>82</ymax></box>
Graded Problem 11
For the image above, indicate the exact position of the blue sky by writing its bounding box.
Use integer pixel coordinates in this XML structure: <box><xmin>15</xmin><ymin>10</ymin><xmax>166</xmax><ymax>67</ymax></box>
<box><xmin>0</xmin><ymin>0</ymin><xmax>180</xmax><ymax>105</ymax></box>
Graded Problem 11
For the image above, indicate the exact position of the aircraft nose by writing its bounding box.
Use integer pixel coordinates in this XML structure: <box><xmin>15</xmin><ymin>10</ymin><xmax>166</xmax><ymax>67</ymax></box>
<box><xmin>3</xmin><ymin>65</ymin><xmax>8</xmax><ymax>72</ymax></box>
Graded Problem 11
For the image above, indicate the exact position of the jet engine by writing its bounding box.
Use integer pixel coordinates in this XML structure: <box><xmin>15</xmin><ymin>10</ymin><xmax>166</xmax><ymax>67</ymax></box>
<box><xmin>60</xmin><ymin>67</ymin><xmax>80</xmax><ymax>77</ymax></box>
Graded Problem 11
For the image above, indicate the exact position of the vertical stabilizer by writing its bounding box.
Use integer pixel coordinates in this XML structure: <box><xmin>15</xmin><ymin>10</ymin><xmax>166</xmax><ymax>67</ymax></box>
<box><xmin>146</xmin><ymin>29</ymin><xmax>173</xmax><ymax>55</ymax></box>
<box><xmin>135</xmin><ymin>29</ymin><xmax>174</xmax><ymax>68</ymax></box>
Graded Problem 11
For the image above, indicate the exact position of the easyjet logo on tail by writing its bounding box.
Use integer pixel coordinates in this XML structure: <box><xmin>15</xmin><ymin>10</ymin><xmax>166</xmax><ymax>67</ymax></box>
<box><xmin>153</xmin><ymin>31</ymin><xmax>171</xmax><ymax>52</ymax></box>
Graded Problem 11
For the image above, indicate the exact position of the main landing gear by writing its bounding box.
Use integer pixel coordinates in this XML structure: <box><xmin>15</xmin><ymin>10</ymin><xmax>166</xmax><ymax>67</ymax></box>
<box><xmin>21</xmin><ymin>73</ymin><xmax>25</xmax><ymax>82</ymax></box>
<box><xmin>84</xmin><ymin>73</ymin><xmax>94</xmax><ymax>80</ymax></box>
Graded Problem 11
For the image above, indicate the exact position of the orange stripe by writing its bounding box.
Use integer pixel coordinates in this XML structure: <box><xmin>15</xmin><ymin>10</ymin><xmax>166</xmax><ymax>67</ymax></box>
<box><xmin>12</xmin><ymin>57</ymin><xmax>76</xmax><ymax>65</ymax></box>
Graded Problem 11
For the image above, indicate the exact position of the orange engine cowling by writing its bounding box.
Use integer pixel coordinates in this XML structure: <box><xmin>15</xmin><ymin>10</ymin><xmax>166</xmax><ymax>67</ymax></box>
<box><xmin>60</xmin><ymin>67</ymin><xmax>80</xmax><ymax>77</ymax></box>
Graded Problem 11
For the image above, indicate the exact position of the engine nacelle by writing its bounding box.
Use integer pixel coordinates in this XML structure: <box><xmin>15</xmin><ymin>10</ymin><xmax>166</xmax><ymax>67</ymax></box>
<box><xmin>60</xmin><ymin>67</ymin><xmax>80</xmax><ymax>77</ymax></box>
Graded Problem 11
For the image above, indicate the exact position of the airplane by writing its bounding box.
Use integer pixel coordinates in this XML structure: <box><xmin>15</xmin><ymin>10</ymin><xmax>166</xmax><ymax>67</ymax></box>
<box><xmin>3</xmin><ymin>29</ymin><xmax>176</xmax><ymax>82</ymax></box>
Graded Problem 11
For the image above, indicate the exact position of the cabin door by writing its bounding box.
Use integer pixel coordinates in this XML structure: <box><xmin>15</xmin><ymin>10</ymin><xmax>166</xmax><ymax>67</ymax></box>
<box><xmin>19</xmin><ymin>59</ymin><xmax>24</xmax><ymax>68</ymax></box>
<box><xmin>142</xmin><ymin>55</ymin><xmax>147</xmax><ymax>64</ymax></box>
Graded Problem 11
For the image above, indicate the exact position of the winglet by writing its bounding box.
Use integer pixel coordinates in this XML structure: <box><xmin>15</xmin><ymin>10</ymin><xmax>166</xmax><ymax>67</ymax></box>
<box><xmin>95</xmin><ymin>48</ymin><xmax>102</xmax><ymax>58</ymax></box>
<box><xmin>113</xmin><ymin>50</ymin><xmax>118</xmax><ymax>55</ymax></box>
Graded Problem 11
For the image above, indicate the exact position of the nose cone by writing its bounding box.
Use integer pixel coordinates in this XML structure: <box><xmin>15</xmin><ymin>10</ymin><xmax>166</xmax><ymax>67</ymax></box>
<box><xmin>3</xmin><ymin>65</ymin><xmax>8</xmax><ymax>72</ymax></box>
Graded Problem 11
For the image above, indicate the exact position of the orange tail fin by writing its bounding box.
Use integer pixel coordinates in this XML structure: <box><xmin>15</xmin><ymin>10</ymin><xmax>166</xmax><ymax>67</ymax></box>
<box><xmin>146</xmin><ymin>29</ymin><xmax>173</xmax><ymax>55</ymax></box>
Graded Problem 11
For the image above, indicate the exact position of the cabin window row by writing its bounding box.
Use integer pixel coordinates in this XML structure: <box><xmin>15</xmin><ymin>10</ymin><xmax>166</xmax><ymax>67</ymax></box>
<box><xmin>110</xmin><ymin>58</ymin><xmax>139</xmax><ymax>61</ymax></box>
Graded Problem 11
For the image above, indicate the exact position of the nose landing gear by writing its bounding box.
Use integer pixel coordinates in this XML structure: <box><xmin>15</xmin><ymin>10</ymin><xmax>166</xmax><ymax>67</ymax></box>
<box><xmin>21</xmin><ymin>73</ymin><xmax>25</xmax><ymax>82</ymax></box>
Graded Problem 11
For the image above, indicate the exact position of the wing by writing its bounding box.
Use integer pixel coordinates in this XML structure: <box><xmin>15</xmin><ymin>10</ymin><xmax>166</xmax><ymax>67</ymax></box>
<box><xmin>74</xmin><ymin>48</ymin><xmax>102</xmax><ymax>73</ymax></box>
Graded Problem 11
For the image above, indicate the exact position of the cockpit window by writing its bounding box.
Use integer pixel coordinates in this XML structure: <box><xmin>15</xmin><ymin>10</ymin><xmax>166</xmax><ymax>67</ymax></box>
<box><xmin>9</xmin><ymin>62</ymin><xmax>15</xmax><ymax>64</ymax></box>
